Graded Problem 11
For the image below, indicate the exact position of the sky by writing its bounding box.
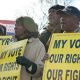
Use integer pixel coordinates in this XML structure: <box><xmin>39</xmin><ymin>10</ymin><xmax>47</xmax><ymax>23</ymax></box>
<box><xmin>70</xmin><ymin>0</ymin><xmax>80</xmax><ymax>9</ymax></box>
<box><xmin>0</xmin><ymin>0</ymin><xmax>80</xmax><ymax>19</ymax></box>
<box><xmin>0</xmin><ymin>0</ymin><xmax>41</xmax><ymax>20</ymax></box>
<box><xmin>0</xmin><ymin>0</ymin><xmax>44</xmax><ymax>29</ymax></box>
<box><xmin>0</xmin><ymin>0</ymin><xmax>80</xmax><ymax>30</ymax></box>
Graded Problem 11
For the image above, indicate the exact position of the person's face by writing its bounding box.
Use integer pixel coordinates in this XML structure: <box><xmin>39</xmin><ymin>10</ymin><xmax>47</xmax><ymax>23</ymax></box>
<box><xmin>60</xmin><ymin>13</ymin><xmax>79</xmax><ymax>32</ymax></box>
<box><xmin>15</xmin><ymin>23</ymin><xmax>26</xmax><ymax>37</ymax></box>
<box><xmin>48</xmin><ymin>9</ymin><xmax>61</xmax><ymax>32</ymax></box>
<box><xmin>48</xmin><ymin>9</ymin><xmax>60</xmax><ymax>24</ymax></box>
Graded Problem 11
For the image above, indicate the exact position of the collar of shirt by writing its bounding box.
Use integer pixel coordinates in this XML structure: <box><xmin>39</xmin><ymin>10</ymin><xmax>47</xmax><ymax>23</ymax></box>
<box><xmin>27</xmin><ymin>38</ymin><xmax>37</xmax><ymax>43</ymax></box>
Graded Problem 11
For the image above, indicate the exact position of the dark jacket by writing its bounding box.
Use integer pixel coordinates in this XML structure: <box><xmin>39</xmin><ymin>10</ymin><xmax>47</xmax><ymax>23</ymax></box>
<box><xmin>39</xmin><ymin>30</ymin><xmax>51</xmax><ymax>52</ymax></box>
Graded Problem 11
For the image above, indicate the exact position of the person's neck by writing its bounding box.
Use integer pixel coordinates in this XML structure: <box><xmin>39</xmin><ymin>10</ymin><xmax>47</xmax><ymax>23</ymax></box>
<box><xmin>53</xmin><ymin>25</ymin><xmax>61</xmax><ymax>33</ymax></box>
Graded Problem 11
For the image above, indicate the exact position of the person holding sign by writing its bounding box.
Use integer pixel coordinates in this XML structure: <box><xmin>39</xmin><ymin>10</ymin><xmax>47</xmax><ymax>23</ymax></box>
<box><xmin>47</xmin><ymin>6</ymin><xmax>80</xmax><ymax>51</ymax></box>
<box><xmin>39</xmin><ymin>4</ymin><xmax>65</xmax><ymax>52</ymax></box>
<box><xmin>14</xmin><ymin>16</ymin><xmax>46</xmax><ymax>80</ymax></box>
<box><xmin>42</xmin><ymin>6</ymin><xmax>80</xmax><ymax>62</ymax></box>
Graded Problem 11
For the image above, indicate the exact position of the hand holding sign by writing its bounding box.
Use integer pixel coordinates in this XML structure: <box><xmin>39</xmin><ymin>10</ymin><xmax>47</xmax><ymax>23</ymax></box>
<box><xmin>16</xmin><ymin>56</ymin><xmax>37</xmax><ymax>74</ymax></box>
<box><xmin>16</xmin><ymin>56</ymin><xmax>27</xmax><ymax>66</ymax></box>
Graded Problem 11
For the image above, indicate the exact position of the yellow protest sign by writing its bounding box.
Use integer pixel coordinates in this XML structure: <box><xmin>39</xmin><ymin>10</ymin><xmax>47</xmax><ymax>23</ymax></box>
<box><xmin>0</xmin><ymin>36</ymin><xmax>13</xmax><ymax>45</ymax></box>
<box><xmin>0</xmin><ymin>39</ymin><xmax>28</xmax><ymax>80</ymax></box>
<box><xmin>42</xmin><ymin>33</ymin><xmax>80</xmax><ymax>80</ymax></box>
